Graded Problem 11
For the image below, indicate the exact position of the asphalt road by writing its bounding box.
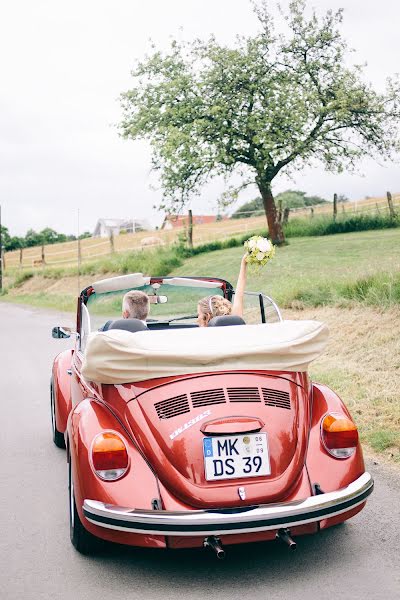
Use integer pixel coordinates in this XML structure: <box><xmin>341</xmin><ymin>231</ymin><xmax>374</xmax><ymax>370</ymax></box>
<box><xmin>0</xmin><ymin>302</ymin><xmax>399</xmax><ymax>600</ymax></box>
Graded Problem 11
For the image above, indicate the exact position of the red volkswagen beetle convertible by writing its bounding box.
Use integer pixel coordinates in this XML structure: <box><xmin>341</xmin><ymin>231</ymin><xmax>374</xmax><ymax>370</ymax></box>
<box><xmin>51</xmin><ymin>273</ymin><xmax>373</xmax><ymax>556</ymax></box>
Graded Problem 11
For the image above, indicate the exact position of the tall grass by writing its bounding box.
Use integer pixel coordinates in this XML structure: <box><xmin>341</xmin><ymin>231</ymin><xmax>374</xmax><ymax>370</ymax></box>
<box><xmin>13</xmin><ymin>270</ymin><xmax>34</xmax><ymax>287</ymax></box>
<box><xmin>290</xmin><ymin>272</ymin><xmax>400</xmax><ymax>308</ymax></box>
<box><xmin>284</xmin><ymin>214</ymin><xmax>399</xmax><ymax>237</ymax></box>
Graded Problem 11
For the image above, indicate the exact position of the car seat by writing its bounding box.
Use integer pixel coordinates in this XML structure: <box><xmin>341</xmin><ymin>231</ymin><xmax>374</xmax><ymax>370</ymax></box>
<box><xmin>106</xmin><ymin>318</ymin><xmax>148</xmax><ymax>333</ymax></box>
<box><xmin>208</xmin><ymin>315</ymin><xmax>246</xmax><ymax>327</ymax></box>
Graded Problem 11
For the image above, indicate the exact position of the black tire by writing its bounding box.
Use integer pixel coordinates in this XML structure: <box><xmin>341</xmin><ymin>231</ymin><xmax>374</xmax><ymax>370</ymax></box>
<box><xmin>50</xmin><ymin>378</ymin><xmax>66</xmax><ymax>449</ymax></box>
<box><xmin>69</xmin><ymin>460</ymin><xmax>104</xmax><ymax>554</ymax></box>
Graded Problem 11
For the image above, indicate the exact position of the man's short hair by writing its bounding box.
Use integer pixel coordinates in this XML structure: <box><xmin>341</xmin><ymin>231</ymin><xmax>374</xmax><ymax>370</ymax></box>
<box><xmin>122</xmin><ymin>290</ymin><xmax>150</xmax><ymax>321</ymax></box>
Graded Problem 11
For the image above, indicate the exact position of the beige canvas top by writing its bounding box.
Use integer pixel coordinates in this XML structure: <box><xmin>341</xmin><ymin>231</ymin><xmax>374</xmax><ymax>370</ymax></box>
<box><xmin>81</xmin><ymin>320</ymin><xmax>328</xmax><ymax>384</ymax></box>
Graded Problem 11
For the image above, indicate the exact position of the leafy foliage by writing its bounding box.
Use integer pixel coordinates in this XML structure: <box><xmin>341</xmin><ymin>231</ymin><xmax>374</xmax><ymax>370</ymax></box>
<box><xmin>275</xmin><ymin>191</ymin><xmax>328</xmax><ymax>208</ymax></box>
<box><xmin>231</xmin><ymin>198</ymin><xmax>264</xmax><ymax>219</ymax></box>
<box><xmin>232</xmin><ymin>190</ymin><xmax>327</xmax><ymax>218</ymax></box>
<box><xmin>0</xmin><ymin>225</ymin><xmax>11</xmax><ymax>249</ymax></box>
<box><xmin>120</xmin><ymin>0</ymin><xmax>400</xmax><ymax>244</ymax></box>
<box><xmin>2</xmin><ymin>226</ymin><xmax>92</xmax><ymax>251</ymax></box>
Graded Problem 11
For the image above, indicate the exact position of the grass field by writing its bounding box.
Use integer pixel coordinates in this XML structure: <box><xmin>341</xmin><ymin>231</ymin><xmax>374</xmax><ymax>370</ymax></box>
<box><xmin>173</xmin><ymin>229</ymin><xmax>400</xmax><ymax>307</ymax></box>
<box><xmin>285</xmin><ymin>305</ymin><xmax>400</xmax><ymax>462</ymax></box>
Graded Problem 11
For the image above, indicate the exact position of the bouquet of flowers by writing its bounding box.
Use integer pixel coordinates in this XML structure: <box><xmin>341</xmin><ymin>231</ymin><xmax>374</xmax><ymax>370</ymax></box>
<box><xmin>244</xmin><ymin>235</ymin><xmax>275</xmax><ymax>267</ymax></box>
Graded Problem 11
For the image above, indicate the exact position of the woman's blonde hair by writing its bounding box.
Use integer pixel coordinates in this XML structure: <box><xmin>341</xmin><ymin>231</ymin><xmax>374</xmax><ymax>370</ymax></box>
<box><xmin>198</xmin><ymin>295</ymin><xmax>232</xmax><ymax>319</ymax></box>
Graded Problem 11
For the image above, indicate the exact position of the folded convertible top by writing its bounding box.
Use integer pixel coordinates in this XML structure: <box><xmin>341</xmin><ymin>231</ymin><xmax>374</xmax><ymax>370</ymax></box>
<box><xmin>81</xmin><ymin>320</ymin><xmax>328</xmax><ymax>384</ymax></box>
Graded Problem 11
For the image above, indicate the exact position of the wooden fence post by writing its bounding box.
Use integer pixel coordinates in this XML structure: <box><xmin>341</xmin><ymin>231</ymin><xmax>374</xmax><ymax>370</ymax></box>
<box><xmin>41</xmin><ymin>244</ymin><xmax>46</xmax><ymax>265</ymax></box>
<box><xmin>188</xmin><ymin>209</ymin><xmax>193</xmax><ymax>249</ymax></box>
<box><xmin>333</xmin><ymin>193</ymin><xmax>338</xmax><ymax>221</ymax></box>
<box><xmin>387</xmin><ymin>191</ymin><xmax>396</xmax><ymax>218</ymax></box>
<box><xmin>278</xmin><ymin>198</ymin><xmax>283</xmax><ymax>224</ymax></box>
<box><xmin>283</xmin><ymin>207</ymin><xmax>290</xmax><ymax>225</ymax></box>
<box><xmin>310</xmin><ymin>207</ymin><xmax>314</xmax><ymax>219</ymax></box>
<box><xmin>109</xmin><ymin>230</ymin><xmax>115</xmax><ymax>254</ymax></box>
<box><xmin>19</xmin><ymin>247</ymin><xmax>23</xmax><ymax>267</ymax></box>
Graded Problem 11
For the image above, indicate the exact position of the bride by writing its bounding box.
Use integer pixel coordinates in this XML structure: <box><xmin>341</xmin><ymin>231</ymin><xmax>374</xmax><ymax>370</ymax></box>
<box><xmin>197</xmin><ymin>254</ymin><xmax>247</xmax><ymax>327</ymax></box>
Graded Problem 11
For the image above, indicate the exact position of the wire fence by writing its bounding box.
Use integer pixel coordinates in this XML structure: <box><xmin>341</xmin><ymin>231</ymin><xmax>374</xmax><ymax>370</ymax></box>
<box><xmin>3</xmin><ymin>193</ymin><xmax>399</xmax><ymax>271</ymax></box>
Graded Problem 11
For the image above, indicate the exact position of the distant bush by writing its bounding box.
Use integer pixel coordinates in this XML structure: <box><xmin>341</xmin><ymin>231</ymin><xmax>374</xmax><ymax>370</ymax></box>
<box><xmin>231</xmin><ymin>190</ymin><xmax>328</xmax><ymax>219</ymax></box>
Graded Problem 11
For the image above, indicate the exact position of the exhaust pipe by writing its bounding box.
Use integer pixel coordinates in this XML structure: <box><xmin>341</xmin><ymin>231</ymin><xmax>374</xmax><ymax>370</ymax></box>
<box><xmin>276</xmin><ymin>528</ymin><xmax>297</xmax><ymax>550</ymax></box>
<box><xmin>204</xmin><ymin>536</ymin><xmax>226</xmax><ymax>559</ymax></box>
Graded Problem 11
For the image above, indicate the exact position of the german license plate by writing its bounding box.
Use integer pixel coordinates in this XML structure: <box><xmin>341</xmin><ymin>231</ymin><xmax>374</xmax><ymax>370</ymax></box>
<box><xmin>203</xmin><ymin>433</ymin><xmax>270</xmax><ymax>481</ymax></box>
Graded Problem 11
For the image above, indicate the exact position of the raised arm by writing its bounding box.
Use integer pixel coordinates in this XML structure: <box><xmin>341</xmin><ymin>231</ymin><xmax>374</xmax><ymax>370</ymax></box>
<box><xmin>231</xmin><ymin>254</ymin><xmax>248</xmax><ymax>318</ymax></box>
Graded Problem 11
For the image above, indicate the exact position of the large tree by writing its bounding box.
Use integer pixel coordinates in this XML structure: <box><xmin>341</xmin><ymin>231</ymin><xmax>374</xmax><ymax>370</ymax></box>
<box><xmin>119</xmin><ymin>0</ymin><xmax>400</xmax><ymax>244</ymax></box>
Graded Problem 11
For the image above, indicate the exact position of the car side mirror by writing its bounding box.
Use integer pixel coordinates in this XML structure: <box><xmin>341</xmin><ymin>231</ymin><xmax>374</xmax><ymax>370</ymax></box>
<box><xmin>52</xmin><ymin>326</ymin><xmax>72</xmax><ymax>339</ymax></box>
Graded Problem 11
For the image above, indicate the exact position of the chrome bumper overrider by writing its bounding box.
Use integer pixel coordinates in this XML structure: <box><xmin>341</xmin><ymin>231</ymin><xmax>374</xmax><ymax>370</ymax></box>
<box><xmin>83</xmin><ymin>472</ymin><xmax>373</xmax><ymax>536</ymax></box>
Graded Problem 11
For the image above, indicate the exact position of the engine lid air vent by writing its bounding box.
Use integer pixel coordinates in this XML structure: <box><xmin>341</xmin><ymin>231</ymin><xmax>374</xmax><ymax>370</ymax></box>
<box><xmin>191</xmin><ymin>388</ymin><xmax>226</xmax><ymax>408</ymax></box>
<box><xmin>227</xmin><ymin>387</ymin><xmax>261</xmax><ymax>402</ymax></box>
<box><xmin>154</xmin><ymin>394</ymin><xmax>190</xmax><ymax>419</ymax></box>
<box><xmin>262</xmin><ymin>388</ymin><xmax>291</xmax><ymax>410</ymax></box>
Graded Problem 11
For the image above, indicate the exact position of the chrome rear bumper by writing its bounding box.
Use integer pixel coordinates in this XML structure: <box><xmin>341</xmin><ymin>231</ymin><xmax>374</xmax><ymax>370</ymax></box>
<box><xmin>83</xmin><ymin>472</ymin><xmax>373</xmax><ymax>536</ymax></box>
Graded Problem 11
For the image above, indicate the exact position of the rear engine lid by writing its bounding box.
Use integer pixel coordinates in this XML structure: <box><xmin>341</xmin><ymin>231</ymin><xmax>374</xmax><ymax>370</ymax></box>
<box><xmin>125</xmin><ymin>372</ymin><xmax>310</xmax><ymax>508</ymax></box>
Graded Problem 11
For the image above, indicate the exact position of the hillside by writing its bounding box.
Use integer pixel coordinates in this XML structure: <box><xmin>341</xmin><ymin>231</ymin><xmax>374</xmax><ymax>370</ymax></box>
<box><xmin>4</xmin><ymin>228</ymin><xmax>400</xmax><ymax>309</ymax></box>
<box><xmin>4</xmin><ymin>192</ymin><xmax>399</xmax><ymax>270</ymax></box>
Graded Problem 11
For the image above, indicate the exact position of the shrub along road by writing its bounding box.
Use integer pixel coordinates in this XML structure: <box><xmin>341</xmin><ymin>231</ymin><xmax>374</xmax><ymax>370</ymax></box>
<box><xmin>0</xmin><ymin>302</ymin><xmax>399</xmax><ymax>600</ymax></box>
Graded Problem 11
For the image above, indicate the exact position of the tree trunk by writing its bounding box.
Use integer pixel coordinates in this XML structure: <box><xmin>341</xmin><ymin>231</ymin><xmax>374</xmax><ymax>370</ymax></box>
<box><xmin>258</xmin><ymin>182</ymin><xmax>285</xmax><ymax>245</ymax></box>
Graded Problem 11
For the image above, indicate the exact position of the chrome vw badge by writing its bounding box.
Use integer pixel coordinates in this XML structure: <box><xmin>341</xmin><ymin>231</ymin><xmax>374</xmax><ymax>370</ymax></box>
<box><xmin>238</xmin><ymin>486</ymin><xmax>246</xmax><ymax>501</ymax></box>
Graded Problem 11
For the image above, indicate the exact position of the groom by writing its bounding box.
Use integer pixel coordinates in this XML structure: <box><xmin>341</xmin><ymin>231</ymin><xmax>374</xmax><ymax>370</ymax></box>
<box><xmin>121</xmin><ymin>290</ymin><xmax>150</xmax><ymax>325</ymax></box>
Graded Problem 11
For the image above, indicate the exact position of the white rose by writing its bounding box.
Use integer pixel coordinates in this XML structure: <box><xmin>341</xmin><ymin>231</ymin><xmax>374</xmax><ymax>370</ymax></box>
<box><xmin>247</xmin><ymin>238</ymin><xmax>257</xmax><ymax>250</ymax></box>
<box><xmin>256</xmin><ymin>251</ymin><xmax>265</xmax><ymax>261</ymax></box>
<box><xmin>256</xmin><ymin>238</ymin><xmax>272</xmax><ymax>253</ymax></box>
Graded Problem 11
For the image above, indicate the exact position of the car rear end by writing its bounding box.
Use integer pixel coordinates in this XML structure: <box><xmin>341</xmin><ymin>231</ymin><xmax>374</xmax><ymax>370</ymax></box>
<box><xmin>81</xmin><ymin>370</ymin><xmax>372</xmax><ymax>554</ymax></box>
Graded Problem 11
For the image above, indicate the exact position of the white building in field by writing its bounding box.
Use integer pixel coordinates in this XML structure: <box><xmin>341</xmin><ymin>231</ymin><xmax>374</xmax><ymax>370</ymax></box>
<box><xmin>93</xmin><ymin>218</ymin><xmax>150</xmax><ymax>238</ymax></box>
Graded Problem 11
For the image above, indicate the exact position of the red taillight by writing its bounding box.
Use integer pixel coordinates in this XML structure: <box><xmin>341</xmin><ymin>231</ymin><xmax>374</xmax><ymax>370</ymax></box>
<box><xmin>321</xmin><ymin>413</ymin><xmax>359</xmax><ymax>459</ymax></box>
<box><xmin>91</xmin><ymin>432</ymin><xmax>129</xmax><ymax>480</ymax></box>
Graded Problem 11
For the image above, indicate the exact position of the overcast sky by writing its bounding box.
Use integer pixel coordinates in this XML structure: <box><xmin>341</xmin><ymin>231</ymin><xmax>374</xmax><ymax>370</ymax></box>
<box><xmin>0</xmin><ymin>0</ymin><xmax>399</xmax><ymax>236</ymax></box>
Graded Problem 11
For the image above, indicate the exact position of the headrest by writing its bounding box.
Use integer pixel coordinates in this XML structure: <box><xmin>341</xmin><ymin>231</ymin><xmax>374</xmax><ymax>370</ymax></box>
<box><xmin>107</xmin><ymin>319</ymin><xmax>147</xmax><ymax>333</ymax></box>
<box><xmin>208</xmin><ymin>315</ymin><xmax>246</xmax><ymax>327</ymax></box>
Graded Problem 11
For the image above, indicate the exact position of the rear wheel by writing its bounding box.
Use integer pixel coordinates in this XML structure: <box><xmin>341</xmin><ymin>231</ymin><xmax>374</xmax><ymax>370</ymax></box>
<box><xmin>69</xmin><ymin>460</ymin><xmax>104</xmax><ymax>554</ymax></box>
<box><xmin>50</xmin><ymin>378</ymin><xmax>65</xmax><ymax>449</ymax></box>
